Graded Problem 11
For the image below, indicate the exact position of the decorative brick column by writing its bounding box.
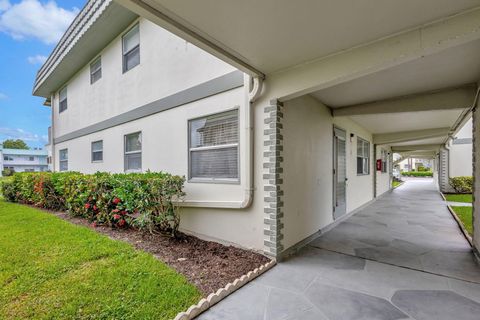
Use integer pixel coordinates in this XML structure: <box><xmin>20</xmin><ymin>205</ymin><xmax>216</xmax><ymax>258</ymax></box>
<box><xmin>263</xmin><ymin>99</ymin><xmax>284</xmax><ymax>258</ymax></box>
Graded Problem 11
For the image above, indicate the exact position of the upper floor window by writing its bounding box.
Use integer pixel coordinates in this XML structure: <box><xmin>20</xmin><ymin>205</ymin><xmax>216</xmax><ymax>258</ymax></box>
<box><xmin>122</xmin><ymin>24</ymin><xmax>140</xmax><ymax>73</ymax></box>
<box><xmin>90</xmin><ymin>57</ymin><xmax>102</xmax><ymax>84</ymax></box>
<box><xmin>59</xmin><ymin>148</ymin><xmax>68</xmax><ymax>172</ymax></box>
<box><xmin>356</xmin><ymin>137</ymin><xmax>370</xmax><ymax>175</ymax></box>
<box><xmin>124</xmin><ymin>132</ymin><xmax>141</xmax><ymax>172</ymax></box>
<box><xmin>59</xmin><ymin>87</ymin><xmax>68</xmax><ymax>113</ymax></box>
<box><xmin>91</xmin><ymin>140</ymin><xmax>103</xmax><ymax>162</ymax></box>
<box><xmin>188</xmin><ymin>109</ymin><xmax>239</xmax><ymax>182</ymax></box>
<box><xmin>28</xmin><ymin>156</ymin><xmax>34</xmax><ymax>161</ymax></box>
<box><xmin>3</xmin><ymin>156</ymin><xmax>13</xmax><ymax>161</ymax></box>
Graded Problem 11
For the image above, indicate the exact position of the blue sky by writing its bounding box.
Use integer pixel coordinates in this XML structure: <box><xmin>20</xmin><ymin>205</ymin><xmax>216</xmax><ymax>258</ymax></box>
<box><xmin>0</xmin><ymin>0</ymin><xmax>86</xmax><ymax>148</ymax></box>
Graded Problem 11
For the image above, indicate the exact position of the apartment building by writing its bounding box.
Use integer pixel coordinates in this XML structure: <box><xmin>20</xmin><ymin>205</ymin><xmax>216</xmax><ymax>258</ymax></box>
<box><xmin>0</xmin><ymin>148</ymin><xmax>48</xmax><ymax>174</ymax></box>
<box><xmin>33</xmin><ymin>0</ymin><xmax>475</xmax><ymax>258</ymax></box>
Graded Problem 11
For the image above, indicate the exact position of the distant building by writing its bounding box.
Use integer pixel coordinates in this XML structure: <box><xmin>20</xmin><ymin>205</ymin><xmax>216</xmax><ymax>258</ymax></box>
<box><xmin>0</xmin><ymin>148</ymin><xmax>49</xmax><ymax>174</ymax></box>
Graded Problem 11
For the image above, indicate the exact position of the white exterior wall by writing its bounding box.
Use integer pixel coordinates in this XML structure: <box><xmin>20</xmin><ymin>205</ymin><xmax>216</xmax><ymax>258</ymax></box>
<box><xmin>52</xmin><ymin>18</ymin><xmax>236</xmax><ymax>138</ymax></box>
<box><xmin>375</xmin><ymin>145</ymin><xmax>392</xmax><ymax>197</ymax></box>
<box><xmin>450</xmin><ymin>119</ymin><xmax>472</xmax><ymax>177</ymax></box>
<box><xmin>282</xmin><ymin>95</ymin><xmax>376</xmax><ymax>249</ymax></box>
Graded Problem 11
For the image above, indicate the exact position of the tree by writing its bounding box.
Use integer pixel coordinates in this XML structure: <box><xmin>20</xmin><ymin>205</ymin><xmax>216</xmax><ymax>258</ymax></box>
<box><xmin>2</xmin><ymin>139</ymin><xmax>29</xmax><ymax>150</ymax></box>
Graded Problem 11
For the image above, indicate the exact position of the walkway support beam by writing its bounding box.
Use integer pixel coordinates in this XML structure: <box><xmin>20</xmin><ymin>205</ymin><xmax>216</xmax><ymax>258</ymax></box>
<box><xmin>333</xmin><ymin>86</ymin><xmax>475</xmax><ymax>116</ymax></box>
<box><xmin>373</xmin><ymin>128</ymin><xmax>450</xmax><ymax>145</ymax></box>
<box><xmin>472</xmin><ymin>98</ymin><xmax>480</xmax><ymax>260</ymax></box>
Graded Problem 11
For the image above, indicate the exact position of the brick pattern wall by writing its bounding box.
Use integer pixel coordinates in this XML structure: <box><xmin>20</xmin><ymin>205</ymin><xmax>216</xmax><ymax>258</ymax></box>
<box><xmin>263</xmin><ymin>99</ymin><xmax>284</xmax><ymax>257</ymax></box>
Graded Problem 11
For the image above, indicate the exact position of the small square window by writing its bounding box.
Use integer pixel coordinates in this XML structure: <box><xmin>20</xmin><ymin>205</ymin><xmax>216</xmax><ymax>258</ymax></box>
<box><xmin>59</xmin><ymin>87</ymin><xmax>68</xmax><ymax>113</ymax></box>
<box><xmin>122</xmin><ymin>24</ymin><xmax>140</xmax><ymax>73</ymax></box>
<box><xmin>124</xmin><ymin>132</ymin><xmax>141</xmax><ymax>172</ymax></box>
<box><xmin>91</xmin><ymin>140</ymin><xmax>103</xmax><ymax>162</ymax></box>
<box><xmin>59</xmin><ymin>148</ymin><xmax>68</xmax><ymax>172</ymax></box>
<box><xmin>90</xmin><ymin>57</ymin><xmax>102</xmax><ymax>84</ymax></box>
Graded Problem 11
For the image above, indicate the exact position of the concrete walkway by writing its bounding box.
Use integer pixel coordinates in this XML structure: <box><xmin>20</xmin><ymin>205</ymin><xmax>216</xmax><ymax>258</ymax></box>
<box><xmin>199</xmin><ymin>179</ymin><xmax>480</xmax><ymax>320</ymax></box>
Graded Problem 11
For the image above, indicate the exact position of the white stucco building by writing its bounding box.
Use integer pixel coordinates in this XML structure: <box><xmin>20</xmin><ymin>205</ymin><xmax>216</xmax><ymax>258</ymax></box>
<box><xmin>33</xmin><ymin>0</ymin><xmax>480</xmax><ymax>258</ymax></box>
<box><xmin>0</xmin><ymin>148</ymin><xmax>48</xmax><ymax>174</ymax></box>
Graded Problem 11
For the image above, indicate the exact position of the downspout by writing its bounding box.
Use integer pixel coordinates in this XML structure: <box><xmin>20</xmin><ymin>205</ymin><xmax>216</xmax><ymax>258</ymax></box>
<box><xmin>181</xmin><ymin>75</ymin><xmax>263</xmax><ymax>209</ymax></box>
<box><xmin>50</xmin><ymin>93</ymin><xmax>56</xmax><ymax>172</ymax></box>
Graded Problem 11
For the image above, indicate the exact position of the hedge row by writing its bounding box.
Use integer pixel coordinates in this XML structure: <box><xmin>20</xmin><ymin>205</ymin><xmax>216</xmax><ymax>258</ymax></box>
<box><xmin>401</xmin><ymin>171</ymin><xmax>433</xmax><ymax>177</ymax></box>
<box><xmin>449</xmin><ymin>176</ymin><xmax>473</xmax><ymax>193</ymax></box>
<box><xmin>1</xmin><ymin>172</ymin><xmax>185</xmax><ymax>236</ymax></box>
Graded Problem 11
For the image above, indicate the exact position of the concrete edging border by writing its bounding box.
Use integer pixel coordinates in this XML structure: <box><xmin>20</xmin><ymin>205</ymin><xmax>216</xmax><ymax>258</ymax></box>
<box><xmin>174</xmin><ymin>259</ymin><xmax>276</xmax><ymax>320</ymax></box>
<box><xmin>440</xmin><ymin>192</ymin><xmax>473</xmax><ymax>246</ymax></box>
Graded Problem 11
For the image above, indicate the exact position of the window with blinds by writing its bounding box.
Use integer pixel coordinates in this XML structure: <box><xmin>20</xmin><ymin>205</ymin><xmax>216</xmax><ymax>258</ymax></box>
<box><xmin>59</xmin><ymin>148</ymin><xmax>68</xmax><ymax>172</ymax></box>
<box><xmin>122</xmin><ymin>24</ymin><xmax>140</xmax><ymax>73</ymax></box>
<box><xmin>356</xmin><ymin>137</ymin><xmax>370</xmax><ymax>175</ymax></box>
<box><xmin>124</xmin><ymin>132</ymin><xmax>141</xmax><ymax>172</ymax></box>
<box><xmin>189</xmin><ymin>109</ymin><xmax>239</xmax><ymax>181</ymax></box>
<box><xmin>59</xmin><ymin>87</ymin><xmax>67</xmax><ymax>113</ymax></box>
<box><xmin>90</xmin><ymin>57</ymin><xmax>102</xmax><ymax>84</ymax></box>
<box><xmin>91</xmin><ymin>140</ymin><xmax>103</xmax><ymax>162</ymax></box>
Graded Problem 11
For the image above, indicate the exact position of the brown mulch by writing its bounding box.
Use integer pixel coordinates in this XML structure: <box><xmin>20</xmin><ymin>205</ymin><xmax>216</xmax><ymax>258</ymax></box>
<box><xmin>51</xmin><ymin>211</ymin><xmax>271</xmax><ymax>296</ymax></box>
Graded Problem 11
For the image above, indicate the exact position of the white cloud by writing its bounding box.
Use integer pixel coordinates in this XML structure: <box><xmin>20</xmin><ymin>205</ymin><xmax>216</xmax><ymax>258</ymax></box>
<box><xmin>0</xmin><ymin>0</ymin><xmax>11</xmax><ymax>12</ymax></box>
<box><xmin>0</xmin><ymin>127</ymin><xmax>48</xmax><ymax>143</ymax></box>
<box><xmin>0</xmin><ymin>0</ymin><xmax>79</xmax><ymax>44</ymax></box>
<box><xmin>27</xmin><ymin>54</ymin><xmax>47</xmax><ymax>65</ymax></box>
<box><xmin>0</xmin><ymin>92</ymin><xmax>7</xmax><ymax>100</ymax></box>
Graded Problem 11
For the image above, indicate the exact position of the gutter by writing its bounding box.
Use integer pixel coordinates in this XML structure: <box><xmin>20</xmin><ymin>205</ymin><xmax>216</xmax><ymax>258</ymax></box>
<box><xmin>181</xmin><ymin>75</ymin><xmax>263</xmax><ymax>209</ymax></box>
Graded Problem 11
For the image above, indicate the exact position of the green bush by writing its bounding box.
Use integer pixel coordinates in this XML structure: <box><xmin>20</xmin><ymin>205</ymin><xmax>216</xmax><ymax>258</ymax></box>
<box><xmin>1</xmin><ymin>171</ymin><xmax>185</xmax><ymax>236</ymax></box>
<box><xmin>449</xmin><ymin>176</ymin><xmax>473</xmax><ymax>193</ymax></box>
<box><xmin>2</xmin><ymin>168</ymin><xmax>15</xmax><ymax>176</ymax></box>
<box><xmin>401</xmin><ymin>171</ymin><xmax>433</xmax><ymax>177</ymax></box>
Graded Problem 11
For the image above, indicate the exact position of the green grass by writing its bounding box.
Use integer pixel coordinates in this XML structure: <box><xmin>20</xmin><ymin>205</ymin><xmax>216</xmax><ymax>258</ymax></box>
<box><xmin>444</xmin><ymin>193</ymin><xmax>473</xmax><ymax>203</ymax></box>
<box><xmin>392</xmin><ymin>180</ymin><xmax>403</xmax><ymax>188</ymax></box>
<box><xmin>451</xmin><ymin>206</ymin><xmax>473</xmax><ymax>236</ymax></box>
<box><xmin>0</xmin><ymin>200</ymin><xmax>201</xmax><ymax>319</ymax></box>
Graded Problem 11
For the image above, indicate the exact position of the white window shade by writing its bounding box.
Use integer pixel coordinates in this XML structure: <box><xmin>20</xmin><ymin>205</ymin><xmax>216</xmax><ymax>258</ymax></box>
<box><xmin>356</xmin><ymin>137</ymin><xmax>370</xmax><ymax>175</ymax></box>
<box><xmin>189</xmin><ymin>110</ymin><xmax>239</xmax><ymax>181</ymax></box>
<box><xmin>124</xmin><ymin>132</ymin><xmax>141</xmax><ymax>172</ymax></box>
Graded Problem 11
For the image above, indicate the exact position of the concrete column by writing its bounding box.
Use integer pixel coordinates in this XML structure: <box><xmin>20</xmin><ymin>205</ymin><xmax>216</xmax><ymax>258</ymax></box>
<box><xmin>263</xmin><ymin>99</ymin><xmax>285</xmax><ymax>258</ymax></box>
<box><xmin>472</xmin><ymin>104</ymin><xmax>480</xmax><ymax>257</ymax></box>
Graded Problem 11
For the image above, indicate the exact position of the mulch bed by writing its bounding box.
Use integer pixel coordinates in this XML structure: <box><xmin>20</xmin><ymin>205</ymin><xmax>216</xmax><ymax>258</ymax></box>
<box><xmin>51</xmin><ymin>211</ymin><xmax>271</xmax><ymax>296</ymax></box>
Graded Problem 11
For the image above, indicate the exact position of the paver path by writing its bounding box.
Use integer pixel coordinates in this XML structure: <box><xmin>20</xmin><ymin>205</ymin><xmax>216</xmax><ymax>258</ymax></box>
<box><xmin>199</xmin><ymin>178</ymin><xmax>480</xmax><ymax>320</ymax></box>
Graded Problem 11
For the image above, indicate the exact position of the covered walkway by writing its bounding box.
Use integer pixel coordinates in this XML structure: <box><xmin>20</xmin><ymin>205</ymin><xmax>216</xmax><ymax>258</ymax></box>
<box><xmin>200</xmin><ymin>179</ymin><xmax>480</xmax><ymax>320</ymax></box>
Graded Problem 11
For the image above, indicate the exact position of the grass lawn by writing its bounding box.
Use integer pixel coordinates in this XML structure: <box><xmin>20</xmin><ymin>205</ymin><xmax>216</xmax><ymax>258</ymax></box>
<box><xmin>392</xmin><ymin>180</ymin><xmax>403</xmax><ymax>188</ymax></box>
<box><xmin>0</xmin><ymin>200</ymin><xmax>201</xmax><ymax>319</ymax></box>
<box><xmin>451</xmin><ymin>206</ymin><xmax>473</xmax><ymax>236</ymax></box>
<box><xmin>444</xmin><ymin>193</ymin><xmax>473</xmax><ymax>203</ymax></box>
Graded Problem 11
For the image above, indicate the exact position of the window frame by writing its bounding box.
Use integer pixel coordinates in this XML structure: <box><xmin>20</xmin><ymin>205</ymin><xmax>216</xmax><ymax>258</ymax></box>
<box><xmin>188</xmin><ymin>108</ymin><xmax>240</xmax><ymax>184</ymax></box>
<box><xmin>91</xmin><ymin>140</ymin><xmax>103</xmax><ymax>163</ymax></box>
<box><xmin>90</xmin><ymin>56</ymin><xmax>102</xmax><ymax>84</ymax></box>
<box><xmin>124</xmin><ymin>132</ymin><xmax>142</xmax><ymax>173</ymax></box>
<box><xmin>122</xmin><ymin>24</ymin><xmax>140</xmax><ymax>73</ymax></box>
<box><xmin>59</xmin><ymin>87</ymin><xmax>68</xmax><ymax>113</ymax></box>
<box><xmin>356</xmin><ymin>137</ymin><xmax>370</xmax><ymax>176</ymax></box>
<box><xmin>59</xmin><ymin>148</ymin><xmax>68</xmax><ymax>172</ymax></box>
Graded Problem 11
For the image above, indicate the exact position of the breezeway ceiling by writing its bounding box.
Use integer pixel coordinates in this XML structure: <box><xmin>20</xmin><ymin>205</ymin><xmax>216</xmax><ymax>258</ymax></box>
<box><xmin>120</xmin><ymin>0</ymin><xmax>480</xmax><ymax>74</ymax></box>
<box><xmin>311</xmin><ymin>38</ymin><xmax>480</xmax><ymax>107</ymax></box>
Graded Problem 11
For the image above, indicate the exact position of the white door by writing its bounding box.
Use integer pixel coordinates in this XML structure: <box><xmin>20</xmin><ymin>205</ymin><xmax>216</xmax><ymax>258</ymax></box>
<box><xmin>333</xmin><ymin>127</ymin><xmax>347</xmax><ymax>219</ymax></box>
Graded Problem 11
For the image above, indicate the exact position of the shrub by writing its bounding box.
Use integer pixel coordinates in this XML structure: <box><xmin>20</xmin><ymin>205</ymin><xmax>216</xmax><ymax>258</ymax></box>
<box><xmin>1</xmin><ymin>171</ymin><xmax>185</xmax><ymax>236</ymax></box>
<box><xmin>401</xmin><ymin>171</ymin><xmax>433</xmax><ymax>177</ymax></box>
<box><xmin>449</xmin><ymin>176</ymin><xmax>473</xmax><ymax>194</ymax></box>
<box><xmin>2</xmin><ymin>168</ymin><xmax>15</xmax><ymax>176</ymax></box>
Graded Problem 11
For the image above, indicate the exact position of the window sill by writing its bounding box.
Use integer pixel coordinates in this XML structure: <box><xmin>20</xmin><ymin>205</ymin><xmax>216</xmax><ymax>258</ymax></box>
<box><xmin>188</xmin><ymin>178</ymin><xmax>240</xmax><ymax>185</ymax></box>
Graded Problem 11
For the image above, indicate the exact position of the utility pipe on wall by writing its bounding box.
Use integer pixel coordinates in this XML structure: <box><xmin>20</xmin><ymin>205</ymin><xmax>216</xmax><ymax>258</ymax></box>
<box><xmin>181</xmin><ymin>75</ymin><xmax>263</xmax><ymax>209</ymax></box>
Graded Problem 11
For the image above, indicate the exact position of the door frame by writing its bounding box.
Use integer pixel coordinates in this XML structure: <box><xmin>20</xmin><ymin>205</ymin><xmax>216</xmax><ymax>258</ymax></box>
<box><xmin>332</xmin><ymin>125</ymin><xmax>347</xmax><ymax>220</ymax></box>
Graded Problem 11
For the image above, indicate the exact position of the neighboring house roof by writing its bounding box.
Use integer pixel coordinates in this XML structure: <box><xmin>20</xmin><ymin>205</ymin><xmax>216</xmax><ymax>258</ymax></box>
<box><xmin>1</xmin><ymin>149</ymin><xmax>48</xmax><ymax>156</ymax></box>
<box><xmin>32</xmin><ymin>0</ymin><xmax>137</xmax><ymax>98</ymax></box>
